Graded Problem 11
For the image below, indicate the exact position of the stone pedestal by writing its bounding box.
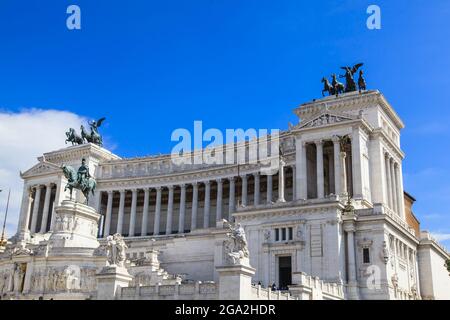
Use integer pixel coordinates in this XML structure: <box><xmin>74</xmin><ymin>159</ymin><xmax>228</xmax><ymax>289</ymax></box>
<box><xmin>48</xmin><ymin>200</ymin><xmax>100</xmax><ymax>251</ymax></box>
<box><xmin>216</xmin><ymin>264</ymin><xmax>256</xmax><ymax>300</ymax></box>
<box><xmin>96</xmin><ymin>266</ymin><xmax>134</xmax><ymax>300</ymax></box>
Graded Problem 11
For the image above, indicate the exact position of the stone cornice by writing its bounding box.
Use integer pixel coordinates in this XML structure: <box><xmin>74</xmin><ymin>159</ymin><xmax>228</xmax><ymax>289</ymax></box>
<box><xmin>295</xmin><ymin>90</ymin><xmax>404</xmax><ymax>130</ymax></box>
<box><xmin>40</xmin><ymin>143</ymin><xmax>120</xmax><ymax>164</ymax></box>
<box><xmin>233</xmin><ymin>199</ymin><xmax>345</xmax><ymax>222</ymax></box>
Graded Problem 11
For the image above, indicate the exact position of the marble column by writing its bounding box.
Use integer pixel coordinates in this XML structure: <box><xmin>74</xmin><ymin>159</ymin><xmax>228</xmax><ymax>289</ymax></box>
<box><xmin>241</xmin><ymin>175</ymin><xmax>247</xmax><ymax>207</ymax></box>
<box><xmin>296</xmin><ymin>140</ymin><xmax>307</xmax><ymax>200</ymax></box>
<box><xmin>30</xmin><ymin>185</ymin><xmax>42</xmax><ymax>234</ymax></box>
<box><xmin>345</xmin><ymin>224</ymin><xmax>359</xmax><ymax>299</ymax></box>
<box><xmin>166</xmin><ymin>186</ymin><xmax>174</xmax><ymax>235</ymax></box>
<box><xmin>117</xmin><ymin>190</ymin><xmax>126</xmax><ymax>235</ymax></box>
<box><xmin>315</xmin><ymin>140</ymin><xmax>324</xmax><ymax>199</ymax></box>
<box><xmin>50</xmin><ymin>177</ymin><xmax>64</xmax><ymax>231</ymax></box>
<box><xmin>203</xmin><ymin>181</ymin><xmax>211</xmax><ymax>228</ymax></box>
<box><xmin>104</xmin><ymin>190</ymin><xmax>113</xmax><ymax>236</ymax></box>
<box><xmin>178</xmin><ymin>184</ymin><xmax>186</xmax><ymax>233</ymax></box>
<box><xmin>94</xmin><ymin>189</ymin><xmax>102</xmax><ymax>214</ymax></box>
<box><xmin>129</xmin><ymin>189</ymin><xmax>138</xmax><ymax>236</ymax></box>
<box><xmin>153</xmin><ymin>187</ymin><xmax>162</xmax><ymax>235</ymax></box>
<box><xmin>396</xmin><ymin>162</ymin><xmax>406</xmax><ymax>219</ymax></box>
<box><xmin>340</xmin><ymin>151</ymin><xmax>348</xmax><ymax>196</ymax></box>
<box><xmin>292</xmin><ymin>166</ymin><xmax>296</xmax><ymax>200</ymax></box>
<box><xmin>17</xmin><ymin>185</ymin><xmax>33</xmax><ymax>237</ymax></box>
<box><xmin>254</xmin><ymin>173</ymin><xmax>260</xmax><ymax>206</ymax></box>
<box><xmin>266</xmin><ymin>174</ymin><xmax>273</xmax><ymax>204</ymax></box>
<box><xmin>277</xmin><ymin>161</ymin><xmax>286</xmax><ymax>202</ymax></box>
<box><xmin>39</xmin><ymin>183</ymin><xmax>53</xmax><ymax>233</ymax></box>
<box><xmin>216</xmin><ymin>179</ymin><xmax>223</xmax><ymax>221</ymax></box>
<box><xmin>141</xmin><ymin>188</ymin><xmax>150</xmax><ymax>236</ymax></box>
<box><xmin>391</xmin><ymin>160</ymin><xmax>399</xmax><ymax>215</ymax></box>
<box><xmin>332</xmin><ymin>136</ymin><xmax>341</xmax><ymax>195</ymax></box>
<box><xmin>385</xmin><ymin>153</ymin><xmax>392</xmax><ymax>208</ymax></box>
<box><xmin>191</xmin><ymin>183</ymin><xmax>199</xmax><ymax>230</ymax></box>
<box><xmin>389</xmin><ymin>158</ymin><xmax>397</xmax><ymax>213</ymax></box>
<box><xmin>228</xmin><ymin>177</ymin><xmax>235</xmax><ymax>221</ymax></box>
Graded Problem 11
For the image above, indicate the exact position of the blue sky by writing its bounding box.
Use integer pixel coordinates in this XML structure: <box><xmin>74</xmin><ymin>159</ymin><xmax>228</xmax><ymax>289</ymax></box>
<box><xmin>0</xmin><ymin>0</ymin><xmax>449</xmax><ymax>245</ymax></box>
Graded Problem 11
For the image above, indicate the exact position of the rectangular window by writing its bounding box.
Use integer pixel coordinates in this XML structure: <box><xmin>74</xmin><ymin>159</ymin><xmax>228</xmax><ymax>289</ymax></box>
<box><xmin>288</xmin><ymin>227</ymin><xmax>293</xmax><ymax>240</ymax></box>
<box><xmin>275</xmin><ymin>228</ymin><xmax>279</xmax><ymax>241</ymax></box>
<box><xmin>281</xmin><ymin>228</ymin><xmax>286</xmax><ymax>241</ymax></box>
<box><xmin>363</xmin><ymin>248</ymin><xmax>370</xmax><ymax>264</ymax></box>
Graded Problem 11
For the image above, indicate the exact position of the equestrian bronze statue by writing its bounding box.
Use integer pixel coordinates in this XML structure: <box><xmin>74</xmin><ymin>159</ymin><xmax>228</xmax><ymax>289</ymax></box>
<box><xmin>61</xmin><ymin>158</ymin><xmax>97</xmax><ymax>205</ymax></box>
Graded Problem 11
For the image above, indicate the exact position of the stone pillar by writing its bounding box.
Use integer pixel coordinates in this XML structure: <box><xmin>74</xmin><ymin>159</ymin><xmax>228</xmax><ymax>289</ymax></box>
<box><xmin>178</xmin><ymin>184</ymin><xmax>186</xmax><ymax>233</ymax></box>
<box><xmin>191</xmin><ymin>183</ymin><xmax>198</xmax><ymax>230</ymax></box>
<box><xmin>315</xmin><ymin>140</ymin><xmax>324</xmax><ymax>199</ymax></box>
<box><xmin>216</xmin><ymin>264</ymin><xmax>256</xmax><ymax>300</ymax></box>
<box><xmin>154</xmin><ymin>187</ymin><xmax>162</xmax><ymax>236</ymax></box>
<box><xmin>292</xmin><ymin>165</ymin><xmax>296</xmax><ymax>199</ymax></box>
<box><xmin>340</xmin><ymin>151</ymin><xmax>348</xmax><ymax>196</ymax></box>
<box><xmin>385</xmin><ymin>153</ymin><xmax>392</xmax><ymax>208</ymax></box>
<box><xmin>254</xmin><ymin>173</ymin><xmax>260</xmax><ymax>205</ymax></box>
<box><xmin>94</xmin><ymin>189</ymin><xmax>102</xmax><ymax>213</ymax></box>
<box><xmin>228</xmin><ymin>178</ymin><xmax>235</xmax><ymax>222</ymax></box>
<box><xmin>116</xmin><ymin>190</ymin><xmax>126</xmax><ymax>235</ymax></box>
<box><xmin>344</xmin><ymin>223</ymin><xmax>359</xmax><ymax>299</ymax></box>
<box><xmin>129</xmin><ymin>189</ymin><xmax>138</xmax><ymax>236</ymax></box>
<box><xmin>104</xmin><ymin>191</ymin><xmax>113</xmax><ymax>236</ymax></box>
<box><xmin>332</xmin><ymin>136</ymin><xmax>341</xmax><ymax>195</ymax></box>
<box><xmin>351</xmin><ymin>128</ymin><xmax>364</xmax><ymax>199</ymax></box>
<box><xmin>389</xmin><ymin>158</ymin><xmax>397</xmax><ymax>213</ymax></box>
<box><xmin>39</xmin><ymin>183</ymin><xmax>53</xmax><ymax>233</ymax></box>
<box><xmin>203</xmin><ymin>181</ymin><xmax>211</xmax><ymax>228</ymax></box>
<box><xmin>396</xmin><ymin>162</ymin><xmax>406</xmax><ymax>219</ymax></box>
<box><xmin>216</xmin><ymin>179</ymin><xmax>223</xmax><ymax>221</ymax></box>
<box><xmin>17</xmin><ymin>185</ymin><xmax>33</xmax><ymax>239</ymax></box>
<box><xmin>266</xmin><ymin>174</ymin><xmax>273</xmax><ymax>204</ymax></box>
<box><xmin>30</xmin><ymin>185</ymin><xmax>42</xmax><ymax>234</ymax></box>
<box><xmin>50</xmin><ymin>177</ymin><xmax>65</xmax><ymax>231</ymax></box>
<box><xmin>141</xmin><ymin>188</ymin><xmax>150</xmax><ymax>236</ymax></box>
<box><xmin>295</xmin><ymin>137</ymin><xmax>307</xmax><ymax>200</ymax></box>
<box><xmin>166</xmin><ymin>185</ymin><xmax>174</xmax><ymax>235</ymax></box>
<box><xmin>241</xmin><ymin>175</ymin><xmax>248</xmax><ymax>207</ymax></box>
<box><xmin>277</xmin><ymin>161</ymin><xmax>286</xmax><ymax>202</ymax></box>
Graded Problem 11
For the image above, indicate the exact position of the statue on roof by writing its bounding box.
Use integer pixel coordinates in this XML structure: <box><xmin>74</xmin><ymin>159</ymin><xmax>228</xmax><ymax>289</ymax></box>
<box><xmin>65</xmin><ymin>117</ymin><xmax>106</xmax><ymax>147</ymax></box>
<box><xmin>340</xmin><ymin>63</ymin><xmax>363</xmax><ymax>92</ymax></box>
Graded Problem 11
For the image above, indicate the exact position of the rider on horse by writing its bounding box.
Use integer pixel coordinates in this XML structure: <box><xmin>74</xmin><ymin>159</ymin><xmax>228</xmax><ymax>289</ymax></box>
<box><xmin>77</xmin><ymin>158</ymin><xmax>91</xmax><ymax>190</ymax></box>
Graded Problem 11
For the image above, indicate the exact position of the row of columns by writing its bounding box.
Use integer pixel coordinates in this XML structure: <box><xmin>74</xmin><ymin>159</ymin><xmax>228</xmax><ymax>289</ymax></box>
<box><xmin>384</xmin><ymin>152</ymin><xmax>403</xmax><ymax>216</ymax></box>
<box><xmin>102</xmin><ymin>168</ymin><xmax>293</xmax><ymax>237</ymax></box>
<box><xmin>296</xmin><ymin>136</ymin><xmax>349</xmax><ymax>200</ymax></box>
<box><xmin>19</xmin><ymin>183</ymin><xmax>56</xmax><ymax>236</ymax></box>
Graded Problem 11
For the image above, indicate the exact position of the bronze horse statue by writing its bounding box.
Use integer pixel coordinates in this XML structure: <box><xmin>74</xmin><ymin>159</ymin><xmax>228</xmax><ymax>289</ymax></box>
<box><xmin>81</xmin><ymin>124</ymin><xmax>103</xmax><ymax>146</ymax></box>
<box><xmin>322</xmin><ymin>75</ymin><xmax>345</xmax><ymax>97</ymax></box>
<box><xmin>65</xmin><ymin>128</ymin><xmax>84</xmax><ymax>145</ymax></box>
<box><xmin>61</xmin><ymin>165</ymin><xmax>96</xmax><ymax>204</ymax></box>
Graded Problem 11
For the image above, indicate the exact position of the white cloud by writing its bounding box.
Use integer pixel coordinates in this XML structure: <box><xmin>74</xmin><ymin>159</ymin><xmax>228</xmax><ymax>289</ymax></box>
<box><xmin>431</xmin><ymin>233</ymin><xmax>450</xmax><ymax>242</ymax></box>
<box><xmin>0</xmin><ymin>108</ymin><xmax>87</xmax><ymax>239</ymax></box>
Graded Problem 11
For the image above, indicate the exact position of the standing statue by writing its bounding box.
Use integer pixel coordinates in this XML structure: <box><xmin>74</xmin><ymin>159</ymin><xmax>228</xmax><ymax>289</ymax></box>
<box><xmin>12</xmin><ymin>263</ymin><xmax>25</xmax><ymax>293</ymax></box>
<box><xmin>61</xmin><ymin>158</ymin><xmax>97</xmax><ymax>205</ymax></box>
<box><xmin>358</xmin><ymin>69</ymin><xmax>367</xmax><ymax>92</ymax></box>
<box><xmin>65</xmin><ymin>128</ymin><xmax>84</xmax><ymax>145</ymax></box>
<box><xmin>223</xmin><ymin>221</ymin><xmax>249</xmax><ymax>265</ymax></box>
<box><xmin>106</xmin><ymin>233</ymin><xmax>128</xmax><ymax>268</ymax></box>
<box><xmin>340</xmin><ymin>63</ymin><xmax>364</xmax><ymax>92</ymax></box>
<box><xmin>88</xmin><ymin>117</ymin><xmax>106</xmax><ymax>146</ymax></box>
